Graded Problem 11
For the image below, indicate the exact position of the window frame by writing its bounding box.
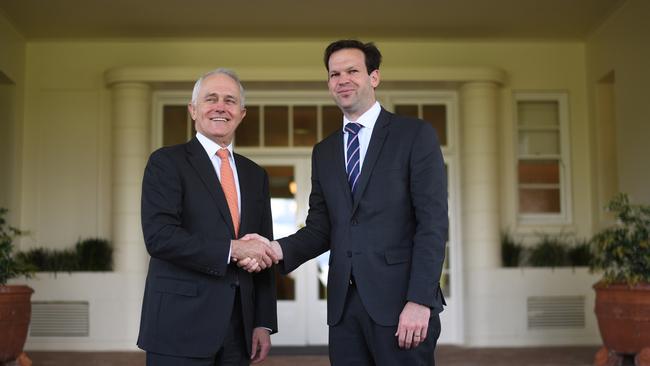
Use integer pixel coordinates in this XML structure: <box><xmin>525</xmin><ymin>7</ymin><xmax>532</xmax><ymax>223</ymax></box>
<box><xmin>513</xmin><ymin>91</ymin><xmax>572</xmax><ymax>225</ymax></box>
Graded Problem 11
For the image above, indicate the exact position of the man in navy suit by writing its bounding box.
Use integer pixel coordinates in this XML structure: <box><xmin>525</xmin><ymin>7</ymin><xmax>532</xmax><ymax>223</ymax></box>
<box><xmin>138</xmin><ymin>69</ymin><xmax>279</xmax><ymax>365</ymax></box>
<box><xmin>244</xmin><ymin>40</ymin><xmax>448</xmax><ymax>365</ymax></box>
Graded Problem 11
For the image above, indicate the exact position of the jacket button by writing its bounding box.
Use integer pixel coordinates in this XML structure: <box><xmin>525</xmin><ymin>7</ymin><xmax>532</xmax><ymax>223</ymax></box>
<box><xmin>347</xmin><ymin>251</ymin><xmax>352</xmax><ymax>257</ymax></box>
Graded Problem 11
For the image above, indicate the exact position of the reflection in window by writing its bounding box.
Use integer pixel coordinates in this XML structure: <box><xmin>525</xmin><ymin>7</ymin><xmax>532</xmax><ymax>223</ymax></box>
<box><xmin>293</xmin><ymin>106</ymin><xmax>318</xmax><ymax>146</ymax></box>
<box><xmin>236</xmin><ymin>106</ymin><xmax>260</xmax><ymax>147</ymax></box>
<box><xmin>264</xmin><ymin>106</ymin><xmax>289</xmax><ymax>146</ymax></box>
<box><xmin>163</xmin><ymin>105</ymin><xmax>191</xmax><ymax>146</ymax></box>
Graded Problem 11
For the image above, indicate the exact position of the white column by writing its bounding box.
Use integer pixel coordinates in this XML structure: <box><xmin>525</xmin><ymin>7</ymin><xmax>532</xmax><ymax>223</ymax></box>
<box><xmin>111</xmin><ymin>82</ymin><xmax>151</xmax><ymax>273</ymax></box>
<box><xmin>459</xmin><ymin>81</ymin><xmax>501</xmax><ymax>345</ymax></box>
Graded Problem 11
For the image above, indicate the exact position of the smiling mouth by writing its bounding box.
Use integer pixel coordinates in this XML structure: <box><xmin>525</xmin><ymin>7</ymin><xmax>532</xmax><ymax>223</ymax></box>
<box><xmin>210</xmin><ymin>117</ymin><xmax>228</xmax><ymax>122</ymax></box>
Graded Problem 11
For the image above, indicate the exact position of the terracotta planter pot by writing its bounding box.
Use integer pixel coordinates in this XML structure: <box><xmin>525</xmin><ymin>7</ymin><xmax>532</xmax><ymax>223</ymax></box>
<box><xmin>0</xmin><ymin>285</ymin><xmax>34</xmax><ymax>363</ymax></box>
<box><xmin>593</xmin><ymin>281</ymin><xmax>650</xmax><ymax>354</ymax></box>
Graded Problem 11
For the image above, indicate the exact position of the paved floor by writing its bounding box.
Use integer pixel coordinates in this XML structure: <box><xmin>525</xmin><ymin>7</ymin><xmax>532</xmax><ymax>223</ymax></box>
<box><xmin>22</xmin><ymin>346</ymin><xmax>612</xmax><ymax>366</ymax></box>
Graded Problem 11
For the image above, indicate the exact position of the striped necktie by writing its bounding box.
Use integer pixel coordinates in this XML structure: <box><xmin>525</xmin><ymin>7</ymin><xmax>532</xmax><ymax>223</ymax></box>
<box><xmin>216</xmin><ymin>148</ymin><xmax>239</xmax><ymax>237</ymax></box>
<box><xmin>345</xmin><ymin>123</ymin><xmax>363</xmax><ymax>195</ymax></box>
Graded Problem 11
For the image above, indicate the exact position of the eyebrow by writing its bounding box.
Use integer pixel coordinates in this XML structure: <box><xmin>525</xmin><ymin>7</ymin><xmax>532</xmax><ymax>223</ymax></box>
<box><xmin>203</xmin><ymin>92</ymin><xmax>238</xmax><ymax>101</ymax></box>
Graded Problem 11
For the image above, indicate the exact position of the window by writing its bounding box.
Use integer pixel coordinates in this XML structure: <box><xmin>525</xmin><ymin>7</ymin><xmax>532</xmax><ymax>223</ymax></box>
<box><xmin>514</xmin><ymin>92</ymin><xmax>571</xmax><ymax>224</ymax></box>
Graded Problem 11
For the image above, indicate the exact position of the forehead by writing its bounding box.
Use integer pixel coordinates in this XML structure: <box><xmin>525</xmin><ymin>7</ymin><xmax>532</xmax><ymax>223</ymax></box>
<box><xmin>199</xmin><ymin>73</ymin><xmax>240</xmax><ymax>97</ymax></box>
<box><xmin>328</xmin><ymin>48</ymin><xmax>367</xmax><ymax>71</ymax></box>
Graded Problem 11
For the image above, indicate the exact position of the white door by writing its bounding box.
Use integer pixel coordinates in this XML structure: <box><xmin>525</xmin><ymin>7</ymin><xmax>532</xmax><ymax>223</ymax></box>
<box><xmin>247</xmin><ymin>154</ymin><xmax>328</xmax><ymax>345</ymax></box>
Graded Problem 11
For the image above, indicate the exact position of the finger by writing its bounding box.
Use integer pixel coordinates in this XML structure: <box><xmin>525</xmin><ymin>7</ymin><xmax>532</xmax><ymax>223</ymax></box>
<box><xmin>250</xmin><ymin>336</ymin><xmax>258</xmax><ymax>360</ymax></box>
<box><xmin>265</xmin><ymin>245</ymin><xmax>279</xmax><ymax>263</ymax></box>
<box><xmin>405</xmin><ymin>328</ymin><xmax>414</xmax><ymax>349</ymax></box>
<box><xmin>421</xmin><ymin>324</ymin><xmax>428</xmax><ymax>341</ymax></box>
<box><xmin>413</xmin><ymin>332</ymin><xmax>421</xmax><ymax>348</ymax></box>
<box><xmin>237</xmin><ymin>257</ymin><xmax>251</xmax><ymax>266</ymax></box>
<box><xmin>396</xmin><ymin>325</ymin><xmax>406</xmax><ymax>348</ymax></box>
<box><xmin>241</xmin><ymin>233</ymin><xmax>256</xmax><ymax>240</ymax></box>
<box><xmin>258</xmin><ymin>342</ymin><xmax>271</xmax><ymax>362</ymax></box>
<box><xmin>260</xmin><ymin>253</ymin><xmax>272</xmax><ymax>268</ymax></box>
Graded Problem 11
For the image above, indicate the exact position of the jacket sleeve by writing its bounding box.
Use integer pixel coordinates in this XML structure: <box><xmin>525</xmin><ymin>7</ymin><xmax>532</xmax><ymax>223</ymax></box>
<box><xmin>141</xmin><ymin>149</ymin><xmax>231</xmax><ymax>277</ymax></box>
<box><xmin>253</xmin><ymin>170</ymin><xmax>278</xmax><ymax>333</ymax></box>
<box><xmin>406</xmin><ymin>123</ymin><xmax>448</xmax><ymax>310</ymax></box>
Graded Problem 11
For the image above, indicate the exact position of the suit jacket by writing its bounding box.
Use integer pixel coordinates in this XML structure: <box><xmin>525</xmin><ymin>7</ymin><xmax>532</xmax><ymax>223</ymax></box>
<box><xmin>138</xmin><ymin>137</ymin><xmax>277</xmax><ymax>358</ymax></box>
<box><xmin>279</xmin><ymin>108</ymin><xmax>447</xmax><ymax>326</ymax></box>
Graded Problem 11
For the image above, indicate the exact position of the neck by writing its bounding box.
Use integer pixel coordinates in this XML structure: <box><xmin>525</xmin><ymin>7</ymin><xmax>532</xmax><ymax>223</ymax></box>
<box><xmin>343</xmin><ymin>100</ymin><xmax>376</xmax><ymax>122</ymax></box>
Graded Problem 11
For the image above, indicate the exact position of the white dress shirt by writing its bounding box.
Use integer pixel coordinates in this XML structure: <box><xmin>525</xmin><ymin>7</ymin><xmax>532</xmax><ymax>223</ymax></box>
<box><xmin>196</xmin><ymin>132</ymin><xmax>241</xmax><ymax>215</ymax></box>
<box><xmin>196</xmin><ymin>132</ymin><xmax>241</xmax><ymax>263</ymax></box>
<box><xmin>343</xmin><ymin>101</ymin><xmax>381</xmax><ymax>172</ymax></box>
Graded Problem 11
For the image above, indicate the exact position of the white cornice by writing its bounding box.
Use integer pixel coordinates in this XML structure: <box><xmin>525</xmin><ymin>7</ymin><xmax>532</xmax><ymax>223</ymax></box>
<box><xmin>105</xmin><ymin>66</ymin><xmax>506</xmax><ymax>86</ymax></box>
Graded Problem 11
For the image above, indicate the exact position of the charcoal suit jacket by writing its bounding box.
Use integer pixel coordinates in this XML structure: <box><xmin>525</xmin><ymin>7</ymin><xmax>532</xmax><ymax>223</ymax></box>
<box><xmin>278</xmin><ymin>108</ymin><xmax>447</xmax><ymax>326</ymax></box>
<box><xmin>138</xmin><ymin>137</ymin><xmax>276</xmax><ymax>357</ymax></box>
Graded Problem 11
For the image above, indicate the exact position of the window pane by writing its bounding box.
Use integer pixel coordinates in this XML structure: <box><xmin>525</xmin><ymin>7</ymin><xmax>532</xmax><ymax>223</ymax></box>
<box><xmin>518</xmin><ymin>160</ymin><xmax>559</xmax><ymax>184</ymax></box>
<box><xmin>293</xmin><ymin>106</ymin><xmax>318</xmax><ymax>147</ymax></box>
<box><xmin>518</xmin><ymin>101</ymin><xmax>559</xmax><ymax>127</ymax></box>
<box><xmin>322</xmin><ymin>106</ymin><xmax>343</xmax><ymax>138</ymax></box>
<box><xmin>264</xmin><ymin>165</ymin><xmax>297</xmax><ymax>300</ymax></box>
<box><xmin>423</xmin><ymin>104</ymin><xmax>447</xmax><ymax>146</ymax></box>
<box><xmin>236</xmin><ymin>106</ymin><xmax>259</xmax><ymax>147</ymax></box>
<box><xmin>518</xmin><ymin>131</ymin><xmax>559</xmax><ymax>155</ymax></box>
<box><xmin>519</xmin><ymin>188</ymin><xmax>561</xmax><ymax>213</ymax></box>
<box><xmin>394</xmin><ymin>105</ymin><xmax>418</xmax><ymax>118</ymax></box>
<box><xmin>264</xmin><ymin>106</ymin><xmax>289</xmax><ymax>146</ymax></box>
<box><xmin>163</xmin><ymin>105</ymin><xmax>189</xmax><ymax>146</ymax></box>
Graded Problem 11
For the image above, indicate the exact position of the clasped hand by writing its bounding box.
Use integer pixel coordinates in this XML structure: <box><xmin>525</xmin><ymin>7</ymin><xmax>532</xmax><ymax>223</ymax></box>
<box><xmin>231</xmin><ymin>233</ymin><xmax>283</xmax><ymax>272</ymax></box>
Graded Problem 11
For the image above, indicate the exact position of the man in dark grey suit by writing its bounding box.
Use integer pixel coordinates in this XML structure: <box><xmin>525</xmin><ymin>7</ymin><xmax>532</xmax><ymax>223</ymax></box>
<box><xmin>243</xmin><ymin>40</ymin><xmax>448</xmax><ymax>365</ymax></box>
<box><xmin>138</xmin><ymin>69</ymin><xmax>279</xmax><ymax>365</ymax></box>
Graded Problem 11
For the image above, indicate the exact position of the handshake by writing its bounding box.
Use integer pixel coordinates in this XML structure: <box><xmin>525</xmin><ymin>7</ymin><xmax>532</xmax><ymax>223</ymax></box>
<box><xmin>231</xmin><ymin>233</ymin><xmax>284</xmax><ymax>273</ymax></box>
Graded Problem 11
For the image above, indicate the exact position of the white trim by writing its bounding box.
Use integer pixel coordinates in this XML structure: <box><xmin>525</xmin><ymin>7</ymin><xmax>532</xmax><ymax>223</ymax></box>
<box><xmin>513</xmin><ymin>92</ymin><xmax>572</xmax><ymax>227</ymax></box>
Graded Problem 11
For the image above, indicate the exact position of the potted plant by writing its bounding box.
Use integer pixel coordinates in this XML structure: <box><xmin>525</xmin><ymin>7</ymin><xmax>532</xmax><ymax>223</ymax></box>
<box><xmin>0</xmin><ymin>208</ymin><xmax>35</xmax><ymax>365</ymax></box>
<box><xmin>590</xmin><ymin>194</ymin><xmax>650</xmax><ymax>366</ymax></box>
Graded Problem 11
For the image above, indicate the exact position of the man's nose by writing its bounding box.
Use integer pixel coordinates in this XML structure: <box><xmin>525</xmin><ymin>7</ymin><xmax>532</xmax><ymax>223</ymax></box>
<box><xmin>213</xmin><ymin>100</ymin><xmax>226</xmax><ymax>111</ymax></box>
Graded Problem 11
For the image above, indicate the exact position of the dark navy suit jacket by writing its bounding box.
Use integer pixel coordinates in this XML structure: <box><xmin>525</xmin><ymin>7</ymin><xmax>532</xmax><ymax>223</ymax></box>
<box><xmin>138</xmin><ymin>137</ymin><xmax>276</xmax><ymax>358</ymax></box>
<box><xmin>279</xmin><ymin>108</ymin><xmax>447</xmax><ymax>326</ymax></box>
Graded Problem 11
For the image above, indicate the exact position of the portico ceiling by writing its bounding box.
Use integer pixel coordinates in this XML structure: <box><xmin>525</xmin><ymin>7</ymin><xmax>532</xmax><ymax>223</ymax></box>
<box><xmin>0</xmin><ymin>0</ymin><xmax>626</xmax><ymax>40</ymax></box>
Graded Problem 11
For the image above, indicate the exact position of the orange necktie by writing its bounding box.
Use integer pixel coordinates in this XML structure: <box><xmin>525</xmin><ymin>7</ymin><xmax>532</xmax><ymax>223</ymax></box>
<box><xmin>216</xmin><ymin>148</ymin><xmax>239</xmax><ymax>237</ymax></box>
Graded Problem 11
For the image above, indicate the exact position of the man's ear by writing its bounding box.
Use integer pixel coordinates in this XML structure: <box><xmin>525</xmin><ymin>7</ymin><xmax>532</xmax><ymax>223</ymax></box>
<box><xmin>370</xmin><ymin>69</ymin><xmax>380</xmax><ymax>88</ymax></box>
<box><xmin>187</xmin><ymin>103</ymin><xmax>196</xmax><ymax>120</ymax></box>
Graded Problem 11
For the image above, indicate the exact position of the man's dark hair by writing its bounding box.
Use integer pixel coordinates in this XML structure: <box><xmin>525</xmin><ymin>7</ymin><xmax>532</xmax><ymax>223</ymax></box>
<box><xmin>324</xmin><ymin>40</ymin><xmax>382</xmax><ymax>74</ymax></box>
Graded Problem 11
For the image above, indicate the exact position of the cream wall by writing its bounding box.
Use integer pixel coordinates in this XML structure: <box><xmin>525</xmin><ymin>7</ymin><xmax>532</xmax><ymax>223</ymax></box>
<box><xmin>0</xmin><ymin>12</ymin><xmax>25</xmax><ymax>228</ymax></box>
<box><xmin>587</xmin><ymin>0</ymin><xmax>650</xmax><ymax>210</ymax></box>
<box><xmin>21</xmin><ymin>40</ymin><xmax>592</xmax><ymax>251</ymax></box>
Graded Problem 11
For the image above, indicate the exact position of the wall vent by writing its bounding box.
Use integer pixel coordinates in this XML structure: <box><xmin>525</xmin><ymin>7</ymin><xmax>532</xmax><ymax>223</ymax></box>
<box><xmin>527</xmin><ymin>296</ymin><xmax>585</xmax><ymax>329</ymax></box>
<box><xmin>30</xmin><ymin>301</ymin><xmax>89</xmax><ymax>337</ymax></box>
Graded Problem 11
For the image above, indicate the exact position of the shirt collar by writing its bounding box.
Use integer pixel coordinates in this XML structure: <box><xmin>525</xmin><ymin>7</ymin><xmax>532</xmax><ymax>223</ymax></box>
<box><xmin>343</xmin><ymin>101</ymin><xmax>381</xmax><ymax>132</ymax></box>
<box><xmin>196</xmin><ymin>132</ymin><xmax>233</xmax><ymax>158</ymax></box>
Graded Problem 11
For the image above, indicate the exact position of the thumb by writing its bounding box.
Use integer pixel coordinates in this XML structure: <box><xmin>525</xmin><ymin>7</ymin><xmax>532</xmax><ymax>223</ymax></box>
<box><xmin>250</xmin><ymin>336</ymin><xmax>258</xmax><ymax>359</ymax></box>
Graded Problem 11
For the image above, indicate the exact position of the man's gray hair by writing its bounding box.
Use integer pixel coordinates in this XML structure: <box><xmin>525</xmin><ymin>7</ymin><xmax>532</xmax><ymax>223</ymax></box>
<box><xmin>191</xmin><ymin>68</ymin><xmax>246</xmax><ymax>108</ymax></box>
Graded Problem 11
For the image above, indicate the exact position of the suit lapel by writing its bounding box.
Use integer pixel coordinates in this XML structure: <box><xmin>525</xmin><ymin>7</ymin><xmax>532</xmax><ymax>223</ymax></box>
<box><xmin>186</xmin><ymin>138</ymin><xmax>236</xmax><ymax>238</ymax></box>
<box><xmin>234</xmin><ymin>154</ymin><xmax>252</xmax><ymax>236</ymax></box>
<box><xmin>352</xmin><ymin>109</ymin><xmax>391</xmax><ymax>214</ymax></box>
<box><xmin>332</xmin><ymin>129</ymin><xmax>354</xmax><ymax>211</ymax></box>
